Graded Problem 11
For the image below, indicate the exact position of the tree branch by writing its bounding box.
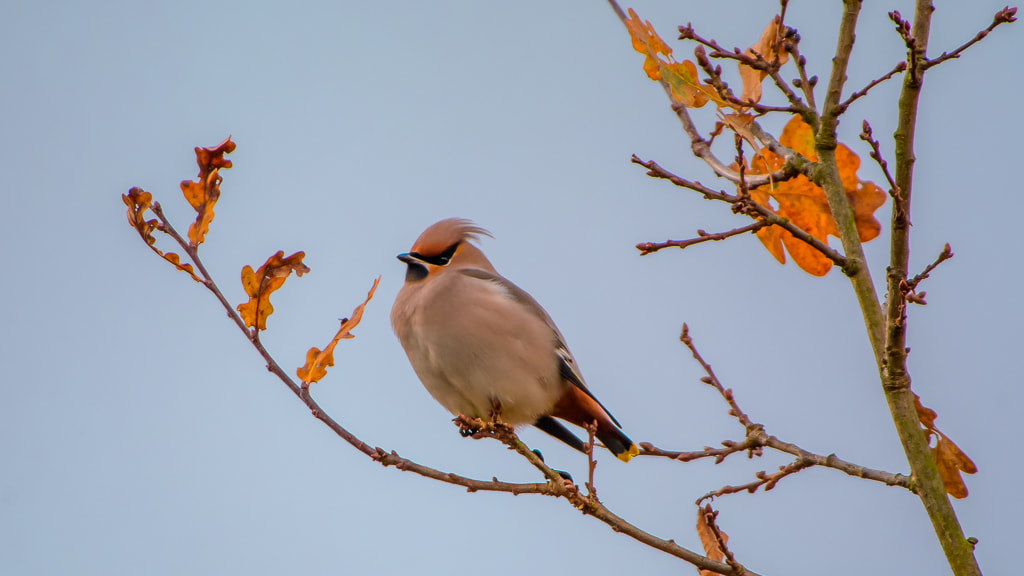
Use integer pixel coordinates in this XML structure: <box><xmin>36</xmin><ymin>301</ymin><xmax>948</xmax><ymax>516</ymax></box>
<box><xmin>859</xmin><ymin>121</ymin><xmax>899</xmax><ymax>198</ymax></box>
<box><xmin>631</xmin><ymin>156</ymin><xmax>850</xmax><ymax>271</ymax></box>
<box><xmin>636</xmin><ymin>221</ymin><xmax>769</xmax><ymax>256</ymax></box>
<box><xmin>922</xmin><ymin>6</ymin><xmax>1017</xmax><ymax>70</ymax></box>
<box><xmin>607</xmin><ymin>0</ymin><xmax>798</xmax><ymax>189</ymax></box>
<box><xmin>146</xmin><ymin>189</ymin><xmax>756</xmax><ymax>576</ymax></box>
<box><xmin>885</xmin><ymin>2</ymin><xmax>984</xmax><ymax>574</ymax></box>
<box><xmin>837</xmin><ymin>61</ymin><xmax>907</xmax><ymax>115</ymax></box>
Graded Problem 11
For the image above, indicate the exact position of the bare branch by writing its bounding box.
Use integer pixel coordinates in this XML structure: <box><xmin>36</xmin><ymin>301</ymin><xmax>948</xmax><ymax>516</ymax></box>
<box><xmin>786</xmin><ymin>36</ymin><xmax>818</xmax><ymax>112</ymax></box>
<box><xmin>906</xmin><ymin>243</ymin><xmax>954</xmax><ymax>294</ymax></box>
<box><xmin>923</xmin><ymin>7</ymin><xmax>1018</xmax><ymax>70</ymax></box>
<box><xmin>631</xmin><ymin>156</ymin><xmax>850</xmax><ymax>272</ymax></box>
<box><xmin>859</xmin><ymin>121</ymin><xmax>899</xmax><ymax>198</ymax></box>
<box><xmin>697</xmin><ymin>459</ymin><xmax>812</xmax><ymax>503</ymax></box>
<box><xmin>636</xmin><ymin>221</ymin><xmax>769</xmax><ymax>256</ymax></box>
<box><xmin>607</xmin><ymin>0</ymin><xmax>798</xmax><ymax>188</ymax></box>
<box><xmin>838</xmin><ymin>61</ymin><xmax>907</xmax><ymax>115</ymax></box>
<box><xmin>642</xmin><ymin>324</ymin><xmax>914</xmax><ymax>493</ymax></box>
<box><xmin>681</xmin><ymin>23</ymin><xmax>807</xmax><ymax>112</ymax></box>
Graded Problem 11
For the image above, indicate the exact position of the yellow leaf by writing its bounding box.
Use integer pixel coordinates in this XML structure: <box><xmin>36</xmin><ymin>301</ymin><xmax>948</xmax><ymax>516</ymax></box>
<box><xmin>180</xmin><ymin>137</ymin><xmax>235</xmax><ymax>245</ymax></box>
<box><xmin>236</xmin><ymin>251</ymin><xmax>310</xmax><ymax>331</ymax></box>
<box><xmin>297</xmin><ymin>277</ymin><xmax>381</xmax><ymax>385</ymax></box>
<box><xmin>122</xmin><ymin>187</ymin><xmax>201</xmax><ymax>282</ymax></box>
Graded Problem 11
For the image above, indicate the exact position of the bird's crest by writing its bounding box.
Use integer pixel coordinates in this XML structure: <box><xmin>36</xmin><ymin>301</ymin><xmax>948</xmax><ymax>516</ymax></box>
<box><xmin>410</xmin><ymin>218</ymin><xmax>492</xmax><ymax>257</ymax></box>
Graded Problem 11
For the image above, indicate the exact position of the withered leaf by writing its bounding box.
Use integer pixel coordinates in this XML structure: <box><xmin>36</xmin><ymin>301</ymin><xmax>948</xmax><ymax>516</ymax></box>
<box><xmin>933</xmin><ymin>435</ymin><xmax>977</xmax><ymax>499</ymax></box>
<box><xmin>237</xmin><ymin>251</ymin><xmax>310</xmax><ymax>331</ymax></box>
<box><xmin>738</xmin><ymin>15</ymin><xmax>790</xmax><ymax>104</ymax></box>
<box><xmin>624</xmin><ymin>9</ymin><xmax>723</xmax><ymax>108</ymax></box>
<box><xmin>695</xmin><ymin>504</ymin><xmax>728</xmax><ymax>576</ymax></box>
<box><xmin>297</xmin><ymin>276</ymin><xmax>381</xmax><ymax>385</ymax></box>
<box><xmin>122</xmin><ymin>187</ymin><xmax>201</xmax><ymax>282</ymax></box>
<box><xmin>915</xmin><ymin>393</ymin><xmax>977</xmax><ymax>499</ymax></box>
<box><xmin>180</xmin><ymin>136</ymin><xmax>235</xmax><ymax>246</ymax></box>
<box><xmin>747</xmin><ymin>116</ymin><xmax>886</xmax><ymax>276</ymax></box>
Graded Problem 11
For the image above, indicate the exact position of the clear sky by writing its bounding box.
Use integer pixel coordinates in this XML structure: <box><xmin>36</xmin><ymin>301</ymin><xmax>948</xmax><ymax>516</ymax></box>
<box><xmin>2</xmin><ymin>1</ymin><xmax>1021</xmax><ymax>575</ymax></box>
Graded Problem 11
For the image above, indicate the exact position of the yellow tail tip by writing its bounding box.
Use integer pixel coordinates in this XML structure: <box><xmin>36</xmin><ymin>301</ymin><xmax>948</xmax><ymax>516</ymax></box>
<box><xmin>616</xmin><ymin>443</ymin><xmax>640</xmax><ymax>463</ymax></box>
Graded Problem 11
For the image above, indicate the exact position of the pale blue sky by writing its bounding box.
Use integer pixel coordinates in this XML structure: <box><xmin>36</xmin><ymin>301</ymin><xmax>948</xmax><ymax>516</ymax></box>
<box><xmin>2</xmin><ymin>1</ymin><xmax>1021</xmax><ymax>574</ymax></box>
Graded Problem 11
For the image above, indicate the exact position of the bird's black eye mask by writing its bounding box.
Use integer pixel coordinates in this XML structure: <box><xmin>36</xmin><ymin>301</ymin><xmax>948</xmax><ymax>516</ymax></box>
<box><xmin>411</xmin><ymin>242</ymin><xmax>459</xmax><ymax>266</ymax></box>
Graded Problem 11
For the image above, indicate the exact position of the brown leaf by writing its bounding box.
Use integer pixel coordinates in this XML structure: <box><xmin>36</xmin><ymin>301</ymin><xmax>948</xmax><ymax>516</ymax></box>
<box><xmin>915</xmin><ymin>394</ymin><xmax>977</xmax><ymax>498</ymax></box>
<box><xmin>180</xmin><ymin>137</ymin><xmax>235</xmax><ymax>245</ymax></box>
<box><xmin>696</xmin><ymin>504</ymin><xmax>727</xmax><ymax>576</ymax></box>
<box><xmin>933</xmin><ymin>435</ymin><xmax>977</xmax><ymax>499</ymax></box>
<box><xmin>122</xmin><ymin>187</ymin><xmax>201</xmax><ymax>282</ymax></box>
<box><xmin>738</xmin><ymin>15</ymin><xmax>790</xmax><ymax>104</ymax></box>
<box><xmin>236</xmin><ymin>251</ymin><xmax>310</xmax><ymax>331</ymax></box>
<box><xmin>297</xmin><ymin>276</ymin><xmax>381</xmax><ymax>385</ymax></box>
<box><xmin>914</xmin><ymin>393</ymin><xmax>938</xmax><ymax>431</ymax></box>
<box><xmin>746</xmin><ymin>116</ymin><xmax>886</xmax><ymax>276</ymax></box>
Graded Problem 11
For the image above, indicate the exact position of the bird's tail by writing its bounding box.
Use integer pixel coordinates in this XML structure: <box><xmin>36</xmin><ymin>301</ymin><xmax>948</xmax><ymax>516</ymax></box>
<box><xmin>598</xmin><ymin>426</ymin><xmax>639</xmax><ymax>463</ymax></box>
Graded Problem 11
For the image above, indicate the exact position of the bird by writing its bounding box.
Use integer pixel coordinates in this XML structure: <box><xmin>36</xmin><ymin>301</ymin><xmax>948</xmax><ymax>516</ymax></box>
<box><xmin>390</xmin><ymin>218</ymin><xmax>638</xmax><ymax>462</ymax></box>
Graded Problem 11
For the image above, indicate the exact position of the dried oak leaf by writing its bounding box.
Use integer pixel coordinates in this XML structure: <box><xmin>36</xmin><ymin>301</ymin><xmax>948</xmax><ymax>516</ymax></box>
<box><xmin>122</xmin><ymin>187</ymin><xmax>201</xmax><ymax>282</ymax></box>
<box><xmin>180</xmin><ymin>136</ymin><xmax>236</xmax><ymax>246</ymax></box>
<box><xmin>933</xmin><ymin>435</ymin><xmax>977</xmax><ymax>499</ymax></box>
<box><xmin>696</xmin><ymin>504</ymin><xmax>728</xmax><ymax>576</ymax></box>
<box><xmin>747</xmin><ymin>115</ymin><xmax>886</xmax><ymax>276</ymax></box>
<box><xmin>297</xmin><ymin>276</ymin><xmax>381</xmax><ymax>386</ymax></box>
<box><xmin>915</xmin><ymin>393</ymin><xmax>977</xmax><ymax>499</ymax></box>
<box><xmin>237</xmin><ymin>251</ymin><xmax>310</xmax><ymax>331</ymax></box>
<box><xmin>738</xmin><ymin>15</ymin><xmax>790</xmax><ymax>104</ymax></box>
<box><xmin>624</xmin><ymin>9</ymin><xmax>723</xmax><ymax>108</ymax></box>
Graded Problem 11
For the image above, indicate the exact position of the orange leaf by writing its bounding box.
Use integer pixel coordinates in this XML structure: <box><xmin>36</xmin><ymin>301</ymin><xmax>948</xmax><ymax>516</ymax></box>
<box><xmin>746</xmin><ymin>116</ymin><xmax>886</xmax><ymax>276</ymax></box>
<box><xmin>180</xmin><ymin>137</ymin><xmax>235</xmax><ymax>246</ymax></box>
<box><xmin>236</xmin><ymin>251</ymin><xmax>310</xmax><ymax>331</ymax></box>
<box><xmin>695</xmin><ymin>505</ymin><xmax>727</xmax><ymax>576</ymax></box>
<box><xmin>297</xmin><ymin>276</ymin><xmax>381</xmax><ymax>385</ymax></box>
<box><xmin>122</xmin><ymin>187</ymin><xmax>201</xmax><ymax>282</ymax></box>
<box><xmin>738</xmin><ymin>15</ymin><xmax>790</xmax><ymax>104</ymax></box>
<box><xmin>624</xmin><ymin>9</ymin><xmax>721</xmax><ymax>109</ymax></box>
<box><xmin>933</xmin><ymin>435</ymin><xmax>977</xmax><ymax>499</ymax></box>
<box><xmin>914</xmin><ymin>393</ymin><xmax>977</xmax><ymax>498</ymax></box>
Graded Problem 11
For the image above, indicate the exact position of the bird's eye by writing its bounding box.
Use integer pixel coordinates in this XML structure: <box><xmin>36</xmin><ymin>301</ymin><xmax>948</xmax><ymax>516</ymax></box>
<box><xmin>413</xmin><ymin>242</ymin><xmax>460</xmax><ymax>266</ymax></box>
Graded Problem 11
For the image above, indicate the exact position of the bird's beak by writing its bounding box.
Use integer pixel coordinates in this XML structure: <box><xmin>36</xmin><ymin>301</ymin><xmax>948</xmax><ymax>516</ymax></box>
<box><xmin>397</xmin><ymin>253</ymin><xmax>418</xmax><ymax>265</ymax></box>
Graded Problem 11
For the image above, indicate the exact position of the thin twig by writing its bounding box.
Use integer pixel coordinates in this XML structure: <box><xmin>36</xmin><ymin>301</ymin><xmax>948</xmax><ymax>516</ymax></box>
<box><xmin>632</xmin><ymin>156</ymin><xmax>850</xmax><ymax>271</ymax></box>
<box><xmin>607</xmin><ymin>0</ymin><xmax>797</xmax><ymax>188</ymax></box>
<box><xmin>585</xmin><ymin>420</ymin><xmax>599</xmax><ymax>499</ymax></box>
<box><xmin>692</xmin><ymin>45</ymin><xmax>800</xmax><ymax>115</ymax></box>
<box><xmin>680</xmin><ymin>323</ymin><xmax>754</xmax><ymax>429</ymax></box>
<box><xmin>859</xmin><ymin>121</ymin><xmax>899</xmax><ymax>198</ymax></box>
<box><xmin>786</xmin><ymin>37</ymin><xmax>818</xmax><ymax>113</ymax></box>
<box><xmin>837</xmin><ymin>61</ymin><xmax>907</xmax><ymax>115</ymax></box>
<box><xmin>906</xmin><ymin>243</ymin><xmax>954</xmax><ymax>293</ymax></box>
<box><xmin>640</xmin><ymin>436</ymin><xmax>764</xmax><ymax>464</ymax></box>
<box><xmin>697</xmin><ymin>459</ymin><xmax>812</xmax><ymax>503</ymax></box>
<box><xmin>923</xmin><ymin>7</ymin><xmax>1018</xmax><ymax>70</ymax></box>
<box><xmin>637</xmin><ymin>221</ymin><xmax>769</xmax><ymax>256</ymax></box>
<box><xmin>681</xmin><ymin>23</ymin><xmax>806</xmax><ymax>112</ymax></box>
<box><xmin>644</xmin><ymin>324</ymin><xmax>914</xmax><ymax>492</ymax></box>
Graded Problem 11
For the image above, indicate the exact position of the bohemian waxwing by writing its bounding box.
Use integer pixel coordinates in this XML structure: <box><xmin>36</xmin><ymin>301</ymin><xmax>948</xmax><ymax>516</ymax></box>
<box><xmin>391</xmin><ymin>218</ymin><xmax>638</xmax><ymax>462</ymax></box>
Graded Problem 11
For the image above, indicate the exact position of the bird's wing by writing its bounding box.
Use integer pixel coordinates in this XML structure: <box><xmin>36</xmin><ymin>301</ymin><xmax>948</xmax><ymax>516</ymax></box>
<box><xmin>458</xmin><ymin>268</ymin><xmax>623</xmax><ymax>429</ymax></box>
